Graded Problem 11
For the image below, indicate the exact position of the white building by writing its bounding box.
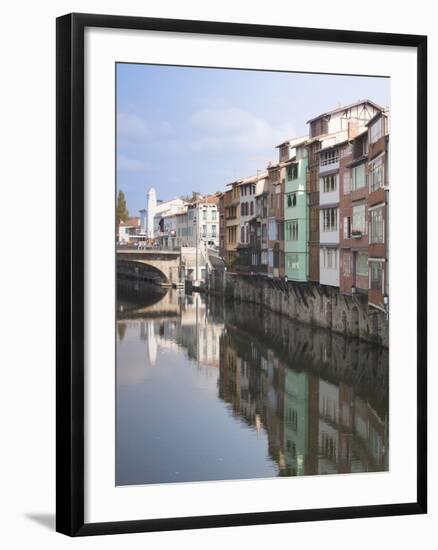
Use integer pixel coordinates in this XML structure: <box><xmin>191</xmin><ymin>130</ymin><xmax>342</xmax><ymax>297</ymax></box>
<box><xmin>157</xmin><ymin>196</ymin><xmax>220</xmax><ymax>252</ymax></box>
<box><xmin>118</xmin><ymin>217</ymin><xmax>141</xmax><ymax>244</ymax></box>
<box><xmin>140</xmin><ymin>186</ymin><xmax>186</xmax><ymax>238</ymax></box>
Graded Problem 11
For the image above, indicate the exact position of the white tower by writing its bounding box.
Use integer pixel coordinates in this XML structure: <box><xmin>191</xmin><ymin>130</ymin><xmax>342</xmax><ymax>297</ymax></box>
<box><xmin>146</xmin><ymin>187</ymin><xmax>157</xmax><ymax>238</ymax></box>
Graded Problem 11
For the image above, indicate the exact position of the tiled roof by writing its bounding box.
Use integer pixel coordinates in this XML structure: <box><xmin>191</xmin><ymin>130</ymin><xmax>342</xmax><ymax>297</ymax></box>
<box><xmin>307</xmin><ymin>99</ymin><xmax>384</xmax><ymax>124</ymax></box>
<box><xmin>120</xmin><ymin>217</ymin><xmax>140</xmax><ymax>227</ymax></box>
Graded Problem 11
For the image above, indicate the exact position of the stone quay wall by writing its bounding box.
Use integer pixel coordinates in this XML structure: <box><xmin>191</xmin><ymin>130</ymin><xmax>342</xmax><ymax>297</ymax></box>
<box><xmin>207</xmin><ymin>271</ymin><xmax>388</xmax><ymax>348</ymax></box>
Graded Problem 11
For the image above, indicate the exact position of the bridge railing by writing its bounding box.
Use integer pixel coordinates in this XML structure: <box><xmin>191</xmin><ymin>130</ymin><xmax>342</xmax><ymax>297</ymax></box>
<box><xmin>117</xmin><ymin>243</ymin><xmax>182</xmax><ymax>252</ymax></box>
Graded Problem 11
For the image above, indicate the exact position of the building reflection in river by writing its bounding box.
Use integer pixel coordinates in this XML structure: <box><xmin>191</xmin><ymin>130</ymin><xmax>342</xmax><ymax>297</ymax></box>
<box><xmin>218</xmin><ymin>327</ymin><xmax>388</xmax><ymax>476</ymax></box>
<box><xmin>117</xmin><ymin>279</ymin><xmax>388</xmax><ymax>484</ymax></box>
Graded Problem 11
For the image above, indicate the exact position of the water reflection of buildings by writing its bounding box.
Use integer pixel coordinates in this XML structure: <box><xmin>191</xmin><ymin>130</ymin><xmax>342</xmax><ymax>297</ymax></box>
<box><xmin>118</xmin><ymin>283</ymin><xmax>388</xmax><ymax>478</ymax></box>
<box><xmin>218</xmin><ymin>306</ymin><xmax>389</xmax><ymax>477</ymax></box>
<box><xmin>140</xmin><ymin>320</ymin><xmax>158</xmax><ymax>366</ymax></box>
<box><xmin>129</xmin><ymin>291</ymin><xmax>224</xmax><ymax>370</ymax></box>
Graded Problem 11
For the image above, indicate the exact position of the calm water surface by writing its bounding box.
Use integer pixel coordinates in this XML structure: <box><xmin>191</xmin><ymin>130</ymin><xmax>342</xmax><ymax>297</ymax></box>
<box><xmin>116</xmin><ymin>280</ymin><xmax>388</xmax><ymax>486</ymax></box>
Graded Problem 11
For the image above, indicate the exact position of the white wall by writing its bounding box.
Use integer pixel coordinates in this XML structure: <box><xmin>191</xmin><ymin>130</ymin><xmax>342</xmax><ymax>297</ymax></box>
<box><xmin>320</xmin><ymin>247</ymin><xmax>340</xmax><ymax>286</ymax></box>
<box><xmin>1</xmin><ymin>2</ymin><xmax>436</xmax><ymax>550</ymax></box>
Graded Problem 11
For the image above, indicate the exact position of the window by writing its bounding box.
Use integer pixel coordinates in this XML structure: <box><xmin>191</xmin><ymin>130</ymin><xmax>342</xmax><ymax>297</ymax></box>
<box><xmin>250</xmin><ymin>201</ymin><xmax>254</xmax><ymax>216</ymax></box>
<box><xmin>343</xmin><ymin>169</ymin><xmax>351</xmax><ymax>194</ymax></box>
<box><xmin>343</xmin><ymin>253</ymin><xmax>351</xmax><ymax>276</ymax></box>
<box><xmin>286</xmin><ymin>221</ymin><xmax>299</xmax><ymax>241</ymax></box>
<box><xmin>354</xmin><ymin>136</ymin><xmax>368</xmax><ymax>158</ymax></box>
<box><xmin>343</xmin><ymin>216</ymin><xmax>351</xmax><ymax>239</ymax></box>
<box><xmin>322</xmin><ymin>208</ymin><xmax>338</xmax><ymax>232</ymax></box>
<box><xmin>352</xmin><ymin>163</ymin><xmax>366</xmax><ymax>190</ymax></box>
<box><xmin>287</xmin><ymin>193</ymin><xmax>297</xmax><ymax>208</ymax></box>
<box><xmin>211</xmin><ymin>210</ymin><xmax>217</xmax><ymax>220</ymax></box>
<box><xmin>287</xmin><ymin>163</ymin><xmax>298</xmax><ymax>180</ymax></box>
<box><xmin>370</xmin><ymin>117</ymin><xmax>384</xmax><ymax>144</ymax></box>
<box><xmin>212</xmin><ymin>225</ymin><xmax>217</xmax><ymax>238</ymax></box>
<box><xmin>202</xmin><ymin>209</ymin><xmax>207</xmax><ymax>220</ymax></box>
<box><xmin>370</xmin><ymin>261</ymin><xmax>383</xmax><ymax>290</ymax></box>
<box><xmin>202</xmin><ymin>225</ymin><xmax>207</xmax><ymax>238</ymax></box>
<box><xmin>240</xmin><ymin>226</ymin><xmax>245</xmax><ymax>243</ymax></box>
<box><xmin>370</xmin><ymin>208</ymin><xmax>384</xmax><ymax>243</ymax></box>
<box><xmin>268</xmin><ymin>219</ymin><xmax>276</xmax><ymax>240</ymax></box>
<box><xmin>352</xmin><ymin>204</ymin><xmax>366</xmax><ymax>235</ymax></box>
<box><xmin>356</xmin><ymin>251</ymin><xmax>368</xmax><ymax>277</ymax></box>
<box><xmin>286</xmin><ymin>254</ymin><xmax>299</xmax><ymax>271</ymax></box>
<box><xmin>322</xmin><ymin>174</ymin><xmax>337</xmax><ymax>193</ymax></box>
<box><xmin>369</xmin><ymin>155</ymin><xmax>385</xmax><ymax>192</ymax></box>
<box><xmin>323</xmin><ymin>248</ymin><xmax>338</xmax><ymax>269</ymax></box>
<box><xmin>268</xmin><ymin>250</ymin><xmax>274</xmax><ymax>267</ymax></box>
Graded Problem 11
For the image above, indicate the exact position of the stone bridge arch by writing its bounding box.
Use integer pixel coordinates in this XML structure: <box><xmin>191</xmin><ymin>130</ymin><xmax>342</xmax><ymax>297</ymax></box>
<box><xmin>117</xmin><ymin>250</ymin><xmax>181</xmax><ymax>286</ymax></box>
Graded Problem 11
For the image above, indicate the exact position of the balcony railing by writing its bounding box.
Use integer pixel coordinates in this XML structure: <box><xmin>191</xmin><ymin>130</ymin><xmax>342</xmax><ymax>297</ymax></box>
<box><xmin>320</xmin><ymin>156</ymin><xmax>339</xmax><ymax>166</ymax></box>
<box><xmin>319</xmin><ymin>156</ymin><xmax>340</xmax><ymax>174</ymax></box>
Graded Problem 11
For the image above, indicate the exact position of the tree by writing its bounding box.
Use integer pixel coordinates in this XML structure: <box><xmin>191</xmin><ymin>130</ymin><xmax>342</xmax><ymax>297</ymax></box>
<box><xmin>116</xmin><ymin>190</ymin><xmax>129</xmax><ymax>223</ymax></box>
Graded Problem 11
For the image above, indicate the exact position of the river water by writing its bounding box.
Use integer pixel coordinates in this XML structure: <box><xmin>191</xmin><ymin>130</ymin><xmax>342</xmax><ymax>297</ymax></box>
<box><xmin>116</xmin><ymin>280</ymin><xmax>389</xmax><ymax>486</ymax></box>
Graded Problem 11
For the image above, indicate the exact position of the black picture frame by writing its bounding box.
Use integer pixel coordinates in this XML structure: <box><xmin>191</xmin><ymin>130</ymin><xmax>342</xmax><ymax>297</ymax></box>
<box><xmin>56</xmin><ymin>12</ymin><xmax>427</xmax><ymax>537</ymax></box>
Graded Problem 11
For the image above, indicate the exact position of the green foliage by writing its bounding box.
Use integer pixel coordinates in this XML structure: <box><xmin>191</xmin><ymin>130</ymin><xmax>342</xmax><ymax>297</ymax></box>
<box><xmin>116</xmin><ymin>190</ymin><xmax>129</xmax><ymax>223</ymax></box>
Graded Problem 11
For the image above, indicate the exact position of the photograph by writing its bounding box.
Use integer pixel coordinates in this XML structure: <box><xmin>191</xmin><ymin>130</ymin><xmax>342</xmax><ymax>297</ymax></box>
<box><xmin>115</xmin><ymin>63</ymin><xmax>390</xmax><ymax>486</ymax></box>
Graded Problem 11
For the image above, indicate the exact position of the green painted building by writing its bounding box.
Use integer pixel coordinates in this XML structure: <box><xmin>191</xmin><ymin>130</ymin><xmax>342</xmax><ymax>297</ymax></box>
<box><xmin>283</xmin><ymin>369</ymin><xmax>310</xmax><ymax>476</ymax></box>
<box><xmin>284</xmin><ymin>138</ymin><xmax>309</xmax><ymax>281</ymax></box>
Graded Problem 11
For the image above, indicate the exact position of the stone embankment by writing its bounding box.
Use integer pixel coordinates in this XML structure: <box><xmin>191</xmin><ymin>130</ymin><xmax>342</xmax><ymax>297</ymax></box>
<box><xmin>207</xmin><ymin>271</ymin><xmax>388</xmax><ymax>347</ymax></box>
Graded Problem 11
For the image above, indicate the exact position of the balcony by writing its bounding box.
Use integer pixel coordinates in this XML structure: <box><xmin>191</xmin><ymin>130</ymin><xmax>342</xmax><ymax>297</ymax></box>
<box><xmin>319</xmin><ymin>157</ymin><xmax>339</xmax><ymax>175</ymax></box>
<box><xmin>351</xmin><ymin>230</ymin><xmax>363</xmax><ymax>239</ymax></box>
<box><xmin>320</xmin><ymin>230</ymin><xmax>339</xmax><ymax>245</ymax></box>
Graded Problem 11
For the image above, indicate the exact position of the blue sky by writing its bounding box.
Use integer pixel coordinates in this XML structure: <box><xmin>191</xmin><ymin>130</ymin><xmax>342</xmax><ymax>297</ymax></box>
<box><xmin>117</xmin><ymin>63</ymin><xmax>389</xmax><ymax>215</ymax></box>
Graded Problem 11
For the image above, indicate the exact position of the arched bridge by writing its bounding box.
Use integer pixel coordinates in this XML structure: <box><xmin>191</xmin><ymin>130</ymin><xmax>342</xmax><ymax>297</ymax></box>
<box><xmin>117</xmin><ymin>249</ymin><xmax>181</xmax><ymax>286</ymax></box>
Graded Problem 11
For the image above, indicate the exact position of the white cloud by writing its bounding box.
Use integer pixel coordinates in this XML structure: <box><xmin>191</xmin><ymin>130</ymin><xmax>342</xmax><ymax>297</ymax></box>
<box><xmin>190</xmin><ymin>107</ymin><xmax>296</xmax><ymax>153</ymax></box>
<box><xmin>118</xmin><ymin>154</ymin><xmax>150</xmax><ymax>172</ymax></box>
<box><xmin>117</xmin><ymin>112</ymin><xmax>150</xmax><ymax>140</ymax></box>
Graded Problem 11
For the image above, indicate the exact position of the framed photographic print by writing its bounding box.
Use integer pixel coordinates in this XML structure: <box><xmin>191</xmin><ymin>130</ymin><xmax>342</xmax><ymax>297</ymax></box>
<box><xmin>56</xmin><ymin>13</ymin><xmax>427</xmax><ymax>536</ymax></box>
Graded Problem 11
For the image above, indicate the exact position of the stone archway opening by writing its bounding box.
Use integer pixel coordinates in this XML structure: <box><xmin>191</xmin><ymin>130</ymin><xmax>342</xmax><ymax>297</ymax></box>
<box><xmin>117</xmin><ymin>259</ymin><xmax>169</xmax><ymax>285</ymax></box>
